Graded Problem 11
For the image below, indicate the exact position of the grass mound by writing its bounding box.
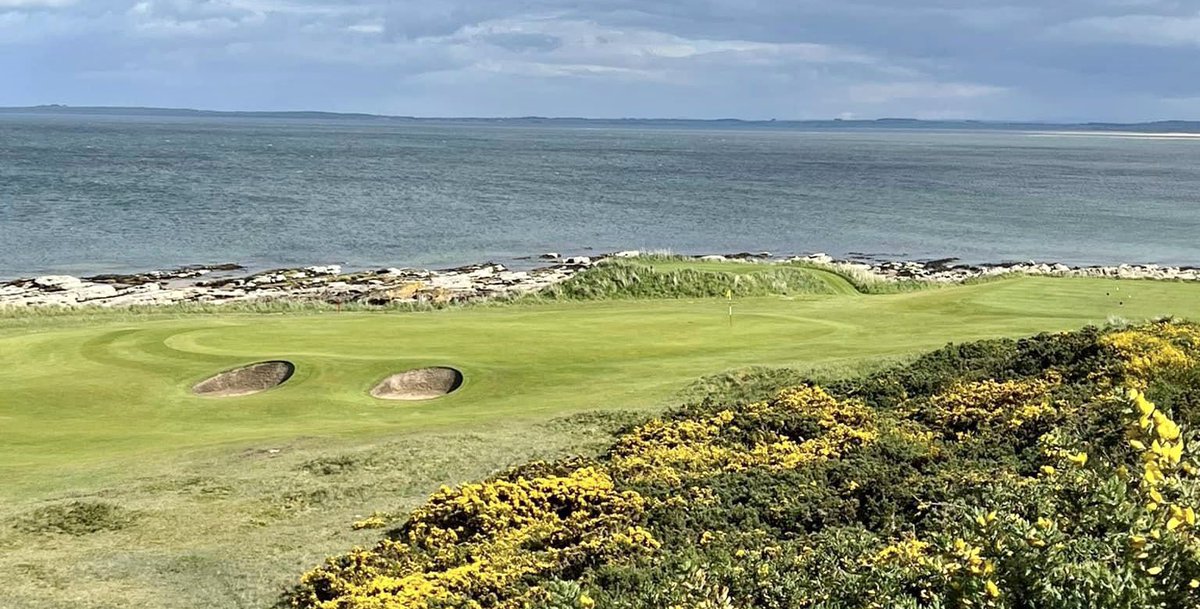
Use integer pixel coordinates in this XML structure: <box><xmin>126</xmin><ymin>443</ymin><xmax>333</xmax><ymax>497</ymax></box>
<box><xmin>287</xmin><ymin>320</ymin><xmax>1200</xmax><ymax>609</ymax></box>
<box><xmin>15</xmin><ymin>501</ymin><xmax>138</xmax><ymax>536</ymax></box>
<box><xmin>537</xmin><ymin>259</ymin><xmax>861</xmax><ymax>300</ymax></box>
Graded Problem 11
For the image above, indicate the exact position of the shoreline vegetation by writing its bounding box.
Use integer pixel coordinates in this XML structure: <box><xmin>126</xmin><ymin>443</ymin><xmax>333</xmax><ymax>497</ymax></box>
<box><xmin>3</xmin><ymin>251</ymin><xmax>1200</xmax><ymax>311</ymax></box>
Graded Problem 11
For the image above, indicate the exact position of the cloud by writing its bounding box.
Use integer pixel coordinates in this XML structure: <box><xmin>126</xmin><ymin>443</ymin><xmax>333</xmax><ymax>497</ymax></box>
<box><xmin>0</xmin><ymin>0</ymin><xmax>73</xmax><ymax>6</ymax></box>
<box><xmin>346</xmin><ymin>21</ymin><xmax>383</xmax><ymax>34</ymax></box>
<box><xmin>0</xmin><ymin>0</ymin><xmax>1198</xmax><ymax>119</ymax></box>
<box><xmin>1053</xmin><ymin>11</ymin><xmax>1200</xmax><ymax>47</ymax></box>
<box><xmin>848</xmin><ymin>81</ymin><xmax>1007</xmax><ymax>105</ymax></box>
<box><xmin>435</xmin><ymin>16</ymin><xmax>880</xmax><ymax>81</ymax></box>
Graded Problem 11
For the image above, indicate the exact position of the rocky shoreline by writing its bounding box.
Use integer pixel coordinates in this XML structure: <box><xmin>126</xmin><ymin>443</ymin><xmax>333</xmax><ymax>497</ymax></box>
<box><xmin>786</xmin><ymin>253</ymin><xmax>1200</xmax><ymax>283</ymax></box>
<box><xmin>2</xmin><ymin>251</ymin><xmax>1198</xmax><ymax>309</ymax></box>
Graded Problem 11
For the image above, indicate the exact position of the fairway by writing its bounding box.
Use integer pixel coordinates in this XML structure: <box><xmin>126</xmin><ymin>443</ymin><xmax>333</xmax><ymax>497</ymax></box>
<box><xmin>3</xmin><ymin>274</ymin><xmax>1200</xmax><ymax>608</ymax></box>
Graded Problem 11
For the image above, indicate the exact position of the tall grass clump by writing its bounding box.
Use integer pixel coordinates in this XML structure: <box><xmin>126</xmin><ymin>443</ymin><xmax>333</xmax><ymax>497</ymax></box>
<box><xmin>784</xmin><ymin>260</ymin><xmax>935</xmax><ymax>294</ymax></box>
<box><xmin>537</xmin><ymin>260</ymin><xmax>854</xmax><ymax>300</ymax></box>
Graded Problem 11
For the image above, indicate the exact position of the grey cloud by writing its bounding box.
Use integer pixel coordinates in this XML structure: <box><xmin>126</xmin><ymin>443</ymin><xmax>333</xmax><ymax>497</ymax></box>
<box><xmin>482</xmin><ymin>32</ymin><xmax>562</xmax><ymax>53</ymax></box>
<box><xmin>1</xmin><ymin>0</ymin><xmax>1198</xmax><ymax>119</ymax></box>
<box><xmin>1052</xmin><ymin>11</ymin><xmax>1200</xmax><ymax>46</ymax></box>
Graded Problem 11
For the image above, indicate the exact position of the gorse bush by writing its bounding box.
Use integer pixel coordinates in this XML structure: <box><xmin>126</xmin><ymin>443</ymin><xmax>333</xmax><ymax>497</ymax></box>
<box><xmin>286</xmin><ymin>320</ymin><xmax>1200</xmax><ymax>609</ymax></box>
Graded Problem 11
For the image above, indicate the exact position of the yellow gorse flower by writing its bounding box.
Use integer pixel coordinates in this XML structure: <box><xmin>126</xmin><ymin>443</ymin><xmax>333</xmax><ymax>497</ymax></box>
<box><xmin>985</xmin><ymin>579</ymin><xmax>1000</xmax><ymax>598</ymax></box>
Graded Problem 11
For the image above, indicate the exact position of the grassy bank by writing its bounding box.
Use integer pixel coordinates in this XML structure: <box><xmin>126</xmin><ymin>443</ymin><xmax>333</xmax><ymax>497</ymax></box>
<box><xmin>4</xmin><ymin>267</ymin><xmax>1200</xmax><ymax>608</ymax></box>
<box><xmin>536</xmin><ymin>259</ymin><xmax>860</xmax><ymax>299</ymax></box>
<box><xmin>535</xmin><ymin>256</ymin><xmax>933</xmax><ymax>299</ymax></box>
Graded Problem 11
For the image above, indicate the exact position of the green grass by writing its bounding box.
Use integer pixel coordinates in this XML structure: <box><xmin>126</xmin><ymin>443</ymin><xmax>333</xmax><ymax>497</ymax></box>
<box><xmin>616</xmin><ymin>255</ymin><xmax>934</xmax><ymax>294</ymax></box>
<box><xmin>3</xmin><ymin>271</ymin><xmax>1200</xmax><ymax>608</ymax></box>
<box><xmin>536</xmin><ymin>258</ymin><xmax>861</xmax><ymax>299</ymax></box>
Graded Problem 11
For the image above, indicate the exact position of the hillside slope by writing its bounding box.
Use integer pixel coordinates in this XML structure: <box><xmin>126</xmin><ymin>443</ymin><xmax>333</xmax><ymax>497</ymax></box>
<box><xmin>289</xmin><ymin>320</ymin><xmax>1200</xmax><ymax>609</ymax></box>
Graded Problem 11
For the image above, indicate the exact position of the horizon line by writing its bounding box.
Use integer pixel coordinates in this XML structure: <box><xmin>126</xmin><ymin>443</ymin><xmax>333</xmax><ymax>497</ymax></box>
<box><xmin>3</xmin><ymin>104</ymin><xmax>1199</xmax><ymax>126</ymax></box>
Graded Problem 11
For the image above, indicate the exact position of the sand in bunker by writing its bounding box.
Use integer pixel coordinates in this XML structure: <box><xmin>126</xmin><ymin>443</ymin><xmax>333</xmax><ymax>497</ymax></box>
<box><xmin>371</xmin><ymin>367</ymin><xmax>463</xmax><ymax>400</ymax></box>
<box><xmin>192</xmin><ymin>361</ymin><xmax>295</xmax><ymax>397</ymax></box>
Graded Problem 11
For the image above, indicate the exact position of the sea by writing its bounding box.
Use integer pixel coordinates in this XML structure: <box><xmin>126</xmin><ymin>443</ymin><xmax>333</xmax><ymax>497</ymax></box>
<box><xmin>2</xmin><ymin>113</ymin><xmax>1199</xmax><ymax>279</ymax></box>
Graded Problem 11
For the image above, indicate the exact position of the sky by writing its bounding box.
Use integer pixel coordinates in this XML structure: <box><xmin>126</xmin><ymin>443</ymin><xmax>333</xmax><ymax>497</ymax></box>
<box><xmin>1</xmin><ymin>0</ymin><xmax>1198</xmax><ymax>120</ymax></box>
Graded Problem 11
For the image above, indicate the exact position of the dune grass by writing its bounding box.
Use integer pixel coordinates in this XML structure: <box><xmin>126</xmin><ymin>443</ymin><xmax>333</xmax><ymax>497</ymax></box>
<box><xmin>4</xmin><ymin>270</ymin><xmax>1200</xmax><ymax>608</ymax></box>
<box><xmin>585</xmin><ymin>254</ymin><xmax>939</xmax><ymax>294</ymax></box>
<box><xmin>536</xmin><ymin>259</ymin><xmax>860</xmax><ymax>299</ymax></box>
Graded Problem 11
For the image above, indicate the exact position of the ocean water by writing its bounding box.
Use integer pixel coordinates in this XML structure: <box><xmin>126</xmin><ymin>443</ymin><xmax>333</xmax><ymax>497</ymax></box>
<box><xmin>2</xmin><ymin>114</ymin><xmax>1199</xmax><ymax>279</ymax></box>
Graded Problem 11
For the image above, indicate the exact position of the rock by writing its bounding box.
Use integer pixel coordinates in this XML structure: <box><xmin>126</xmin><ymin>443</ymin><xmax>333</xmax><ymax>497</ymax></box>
<box><xmin>202</xmin><ymin>289</ymin><xmax>248</xmax><ymax>300</ymax></box>
<box><xmin>8</xmin><ymin>253</ymin><xmax>1197</xmax><ymax>310</ymax></box>
<box><xmin>428</xmin><ymin>275</ymin><xmax>474</xmax><ymax>290</ymax></box>
<box><xmin>21</xmin><ymin>293</ymin><xmax>76</xmax><ymax>307</ymax></box>
<box><xmin>305</xmin><ymin>265</ymin><xmax>342</xmax><ymax>276</ymax></box>
<box><xmin>33</xmin><ymin>275</ymin><xmax>84</xmax><ymax>291</ymax></box>
<box><xmin>195</xmin><ymin>263</ymin><xmax>243</xmax><ymax>272</ymax></box>
<box><xmin>70</xmin><ymin>284</ymin><xmax>120</xmax><ymax>302</ymax></box>
<box><xmin>386</xmin><ymin>282</ymin><xmax>425</xmax><ymax>300</ymax></box>
<box><xmin>251</xmin><ymin>273</ymin><xmax>287</xmax><ymax>285</ymax></box>
<box><xmin>539</xmin><ymin>253</ymin><xmax>560</xmax><ymax>260</ymax></box>
<box><xmin>467</xmin><ymin>265</ymin><xmax>502</xmax><ymax>278</ymax></box>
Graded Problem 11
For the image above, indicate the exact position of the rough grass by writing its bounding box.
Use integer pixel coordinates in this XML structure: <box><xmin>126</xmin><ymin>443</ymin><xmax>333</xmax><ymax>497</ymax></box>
<box><xmin>598</xmin><ymin>254</ymin><xmax>935</xmax><ymax>294</ymax></box>
<box><xmin>14</xmin><ymin>501</ymin><xmax>139</xmax><ymax>536</ymax></box>
<box><xmin>673</xmin><ymin>357</ymin><xmax>912</xmax><ymax>408</ymax></box>
<box><xmin>787</xmin><ymin>259</ymin><xmax>936</xmax><ymax>293</ymax></box>
<box><xmin>535</xmin><ymin>259</ymin><xmax>859</xmax><ymax>300</ymax></box>
<box><xmin>0</xmin><ymin>416</ymin><xmax>628</xmax><ymax>609</ymax></box>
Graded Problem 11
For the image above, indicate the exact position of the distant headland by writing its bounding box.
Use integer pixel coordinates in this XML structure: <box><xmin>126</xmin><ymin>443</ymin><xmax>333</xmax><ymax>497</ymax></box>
<box><xmin>3</xmin><ymin>105</ymin><xmax>1200</xmax><ymax>134</ymax></box>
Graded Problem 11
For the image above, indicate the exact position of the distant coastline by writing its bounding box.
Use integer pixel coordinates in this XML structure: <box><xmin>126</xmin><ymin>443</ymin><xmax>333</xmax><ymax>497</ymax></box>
<box><xmin>4</xmin><ymin>104</ymin><xmax>1200</xmax><ymax>134</ymax></box>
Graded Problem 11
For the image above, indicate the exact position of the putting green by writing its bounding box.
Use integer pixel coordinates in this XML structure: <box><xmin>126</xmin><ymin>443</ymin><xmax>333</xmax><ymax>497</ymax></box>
<box><xmin>2</xmin><ymin>275</ymin><xmax>1200</xmax><ymax>499</ymax></box>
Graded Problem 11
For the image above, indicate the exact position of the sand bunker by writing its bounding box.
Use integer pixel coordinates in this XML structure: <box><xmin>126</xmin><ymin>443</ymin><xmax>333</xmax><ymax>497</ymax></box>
<box><xmin>371</xmin><ymin>367</ymin><xmax>463</xmax><ymax>400</ymax></box>
<box><xmin>192</xmin><ymin>360</ymin><xmax>295</xmax><ymax>397</ymax></box>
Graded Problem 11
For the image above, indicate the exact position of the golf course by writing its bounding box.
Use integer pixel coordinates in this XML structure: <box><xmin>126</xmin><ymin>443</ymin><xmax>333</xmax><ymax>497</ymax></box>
<box><xmin>5</xmin><ymin>260</ymin><xmax>1200</xmax><ymax>608</ymax></box>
